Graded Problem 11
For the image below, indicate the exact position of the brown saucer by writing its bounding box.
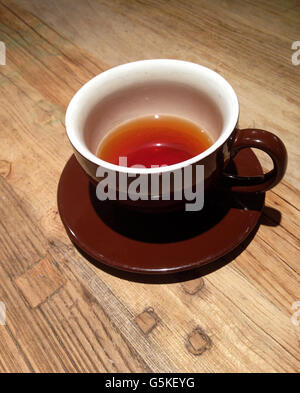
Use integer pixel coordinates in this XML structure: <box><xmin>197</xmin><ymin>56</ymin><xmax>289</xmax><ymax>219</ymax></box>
<box><xmin>57</xmin><ymin>149</ymin><xmax>265</xmax><ymax>274</ymax></box>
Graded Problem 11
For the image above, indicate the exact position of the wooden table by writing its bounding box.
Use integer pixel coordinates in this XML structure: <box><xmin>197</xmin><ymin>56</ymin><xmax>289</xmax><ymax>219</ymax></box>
<box><xmin>0</xmin><ymin>0</ymin><xmax>299</xmax><ymax>373</ymax></box>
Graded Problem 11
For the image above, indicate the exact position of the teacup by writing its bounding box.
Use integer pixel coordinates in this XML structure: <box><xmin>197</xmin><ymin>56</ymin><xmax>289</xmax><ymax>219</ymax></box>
<box><xmin>65</xmin><ymin>59</ymin><xmax>287</xmax><ymax>211</ymax></box>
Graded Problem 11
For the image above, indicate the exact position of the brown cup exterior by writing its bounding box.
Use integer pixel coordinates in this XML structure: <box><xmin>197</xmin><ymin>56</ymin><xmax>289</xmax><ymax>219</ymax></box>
<box><xmin>72</xmin><ymin>126</ymin><xmax>287</xmax><ymax>211</ymax></box>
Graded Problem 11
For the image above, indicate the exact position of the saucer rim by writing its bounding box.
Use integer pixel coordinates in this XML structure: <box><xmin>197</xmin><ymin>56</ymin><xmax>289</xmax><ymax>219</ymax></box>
<box><xmin>57</xmin><ymin>150</ymin><xmax>265</xmax><ymax>274</ymax></box>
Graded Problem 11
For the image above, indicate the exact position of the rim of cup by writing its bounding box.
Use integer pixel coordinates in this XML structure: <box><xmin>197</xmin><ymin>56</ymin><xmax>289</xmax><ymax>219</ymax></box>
<box><xmin>65</xmin><ymin>59</ymin><xmax>239</xmax><ymax>174</ymax></box>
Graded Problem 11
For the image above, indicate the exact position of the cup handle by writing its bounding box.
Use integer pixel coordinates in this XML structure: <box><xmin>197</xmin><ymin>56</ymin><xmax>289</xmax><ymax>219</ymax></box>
<box><xmin>222</xmin><ymin>128</ymin><xmax>288</xmax><ymax>192</ymax></box>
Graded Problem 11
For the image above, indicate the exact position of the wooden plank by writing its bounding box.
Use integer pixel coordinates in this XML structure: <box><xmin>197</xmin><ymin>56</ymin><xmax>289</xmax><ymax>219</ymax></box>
<box><xmin>0</xmin><ymin>176</ymin><xmax>149</xmax><ymax>372</ymax></box>
<box><xmin>13</xmin><ymin>0</ymin><xmax>300</xmax><ymax>189</ymax></box>
<box><xmin>15</xmin><ymin>257</ymin><xmax>65</xmax><ymax>308</ymax></box>
<box><xmin>0</xmin><ymin>0</ymin><xmax>298</xmax><ymax>372</ymax></box>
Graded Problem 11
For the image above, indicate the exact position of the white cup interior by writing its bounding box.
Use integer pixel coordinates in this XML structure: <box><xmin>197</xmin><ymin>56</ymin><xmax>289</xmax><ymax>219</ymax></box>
<box><xmin>66</xmin><ymin>59</ymin><xmax>239</xmax><ymax>174</ymax></box>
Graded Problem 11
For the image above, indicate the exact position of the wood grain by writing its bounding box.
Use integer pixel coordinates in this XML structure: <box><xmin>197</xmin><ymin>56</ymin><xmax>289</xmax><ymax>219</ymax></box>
<box><xmin>0</xmin><ymin>0</ymin><xmax>299</xmax><ymax>372</ymax></box>
<box><xmin>15</xmin><ymin>0</ymin><xmax>300</xmax><ymax>187</ymax></box>
<box><xmin>15</xmin><ymin>257</ymin><xmax>65</xmax><ymax>308</ymax></box>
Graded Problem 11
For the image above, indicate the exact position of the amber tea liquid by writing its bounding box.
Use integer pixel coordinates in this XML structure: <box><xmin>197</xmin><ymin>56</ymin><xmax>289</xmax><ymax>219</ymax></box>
<box><xmin>97</xmin><ymin>115</ymin><xmax>213</xmax><ymax>168</ymax></box>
